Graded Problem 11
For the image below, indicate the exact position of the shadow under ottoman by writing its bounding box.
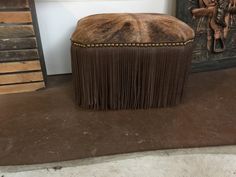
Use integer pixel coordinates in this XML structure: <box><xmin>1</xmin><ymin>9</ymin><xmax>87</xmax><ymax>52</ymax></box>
<box><xmin>71</xmin><ymin>13</ymin><xmax>195</xmax><ymax>110</ymax></box>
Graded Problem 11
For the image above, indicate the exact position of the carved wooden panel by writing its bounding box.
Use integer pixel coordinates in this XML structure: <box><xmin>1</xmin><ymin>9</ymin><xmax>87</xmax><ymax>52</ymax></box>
<box><xmin>177</xmin><ymin>0</ymin><xmax>236</xmax><ymax>72</ymax></box>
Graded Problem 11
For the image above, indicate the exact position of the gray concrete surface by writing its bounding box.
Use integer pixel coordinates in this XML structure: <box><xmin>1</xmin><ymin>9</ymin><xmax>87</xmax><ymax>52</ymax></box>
<box><xmin>1</xmin><ymin>146</ymin><xmax>236</xmax><ymax>177</ymax></box>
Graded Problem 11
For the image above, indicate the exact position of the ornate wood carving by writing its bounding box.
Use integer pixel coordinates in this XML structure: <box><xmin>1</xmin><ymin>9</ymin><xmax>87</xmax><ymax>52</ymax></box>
<box><xmin>177</xmin><ymin>0</ymin><xmax>236</xmax><ymax>72</ymax></box>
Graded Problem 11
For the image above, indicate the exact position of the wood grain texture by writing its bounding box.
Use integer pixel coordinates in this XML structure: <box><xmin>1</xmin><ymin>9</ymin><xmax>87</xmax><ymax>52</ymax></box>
<box><xmin>0</xmin><ymin>72</ymin><xmax>44</xmax><ymax>85</ymax></box>
<box><xmin>0</xmin><ymin>38</ymin><xmax>37</xmax><ymax>50</ymax></box>
<box><xmin>0</xmin><ymin>25</ymin><xmax>35</xmax><ymax>39</ymax></box>
<box><xmin>0</xmin><ymin>82</ymin><xmax>45</xmax><ymax>95</ymax></box>
<box><xmin>0</xmin><ymin>11</ymin><xmax>32</xmax><ymax>24</ymax></box>
<box><xmin>0</xmin><ymin>61</ymin><xmax>41</xmax><ymax>74</ymax></box>
<box><xmin>0</xmin><ymin>0</ymin><xmax>29</xmax><ymax>10</ymax></box>
<box><xmin>0</xmin><ymin>0</ymin><xmax>46</xmax><ymax>95</ymax></box>
<box><xmin>0</xmin><ymin>49</ymin><xmax>39</xmax><ymax>62</ymax></box>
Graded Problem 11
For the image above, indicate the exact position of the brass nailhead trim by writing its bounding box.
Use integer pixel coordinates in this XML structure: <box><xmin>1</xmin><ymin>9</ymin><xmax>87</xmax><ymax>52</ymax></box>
<box><xmin>72</xmin><ymin>39</ymin><xmax>194</xmax><ymax>48</ymax></box>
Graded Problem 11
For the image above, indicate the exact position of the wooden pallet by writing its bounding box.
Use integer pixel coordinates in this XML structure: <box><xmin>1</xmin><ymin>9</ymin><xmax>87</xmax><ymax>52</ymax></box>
<box><xmin>0</xmin><ymin>0</ymin><xmax>46</xmax><ymax>95</ymax></box>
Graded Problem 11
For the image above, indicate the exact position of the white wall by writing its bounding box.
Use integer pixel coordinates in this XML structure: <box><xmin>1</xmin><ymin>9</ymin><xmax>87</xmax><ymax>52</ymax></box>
<box><xmin>35</xmin><ymin>0</ymin><xmax>176</xmax><ymax>75</ymax></box>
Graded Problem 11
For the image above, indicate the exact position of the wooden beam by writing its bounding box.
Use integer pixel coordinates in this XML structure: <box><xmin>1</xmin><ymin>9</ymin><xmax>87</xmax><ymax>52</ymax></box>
<box><xmin>0</xmin><ymin>49</ymin><xmax>39</xmax><ymax>62</ymax></box>
<box><xmin>0</xmin><ymin>38</ymin><xmax>37</xmax><ymax>50</ymax></box>
<box><xmin>0</xmin><ymin>72</ymin><xmax>44</xmax><ymax>85</ymax></box>
<box><xmin>0</xmin><ymin>82</ymin><xmax>45</xmax><ymax>95</ymax></box>
<box><xmin>0</xmin><ymin>0</ymin><xmax>29</xmax><ymax>10</ymax></box>
<box><xmin>0</xmin><ymin>11</ymin><xmax>32</xmax><ymax>24</ymax></box>
<box><xmin>0</xmin><ymin>25</ymin><xmax>35</xmax><ymax>39</ymax></box>
<box><xmin>0</xmin><ymin>61</ymin><xmax>41</xmax><ymax>74</ymax></box>
<box><xmin>29</xmin><ymin>0</ymin><xmax>47</xmax><ymax>83</ymax></box>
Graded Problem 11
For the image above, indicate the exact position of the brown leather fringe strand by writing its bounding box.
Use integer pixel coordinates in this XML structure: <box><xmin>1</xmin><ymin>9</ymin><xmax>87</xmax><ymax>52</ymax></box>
<box><xmin>71</xmin><ymin>43</ymin><xmax>193</xmax><ymax>110</ymax></box>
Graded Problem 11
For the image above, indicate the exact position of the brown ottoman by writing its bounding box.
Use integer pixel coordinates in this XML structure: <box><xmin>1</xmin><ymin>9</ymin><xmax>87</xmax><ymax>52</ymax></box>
<box><xmin>71</xmin><ymin>13</ymin><xmax>195</xmax><ymax>110</ymax></box>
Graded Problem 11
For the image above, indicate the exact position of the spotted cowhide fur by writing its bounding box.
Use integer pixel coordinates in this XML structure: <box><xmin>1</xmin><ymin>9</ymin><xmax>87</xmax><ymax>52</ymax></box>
<box><xmin>71</xmin><ymin>13</ymin><xmax>195</xmax><ymax>44</ymax></box>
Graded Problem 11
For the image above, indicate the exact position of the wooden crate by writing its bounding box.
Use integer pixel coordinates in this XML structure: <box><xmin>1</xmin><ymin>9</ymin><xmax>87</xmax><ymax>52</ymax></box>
<box><xmin>0</xmin><ymin>0</ymin><xmax>46</xmax><ymax>95</ymax></box>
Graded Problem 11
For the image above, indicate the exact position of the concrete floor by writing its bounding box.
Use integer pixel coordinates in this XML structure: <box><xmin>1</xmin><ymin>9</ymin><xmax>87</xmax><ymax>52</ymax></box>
<box><xmin>1</xmin><ymin>146</ymin><xmax>236</xmax><ymax>177</ymax></box>
<box><xmin>2</xmin><ymin>69</ymin><xmax>236</xmax><ymax>166</ymax></box>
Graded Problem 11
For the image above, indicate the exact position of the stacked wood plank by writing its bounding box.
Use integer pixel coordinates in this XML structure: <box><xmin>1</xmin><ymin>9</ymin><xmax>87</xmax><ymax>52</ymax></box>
<box><xmin>0</xmin><ymin>0</ymin><xmax>46</xmax><ymax>95</ymax></box>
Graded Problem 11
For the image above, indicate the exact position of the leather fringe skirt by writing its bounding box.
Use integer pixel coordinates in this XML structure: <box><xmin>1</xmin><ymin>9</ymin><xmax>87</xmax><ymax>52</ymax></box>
<box><xmin>71</xmin><ymin>44</ymin><xmax>193</xmax><ymax>110</ymax></box>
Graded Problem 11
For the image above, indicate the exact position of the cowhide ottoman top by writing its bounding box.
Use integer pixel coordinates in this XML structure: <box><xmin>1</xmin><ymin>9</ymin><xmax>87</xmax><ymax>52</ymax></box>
<box><xmin>71</xmin><ymin>13</ymin><xmax>195</xmax><ymax>46</ymax></box>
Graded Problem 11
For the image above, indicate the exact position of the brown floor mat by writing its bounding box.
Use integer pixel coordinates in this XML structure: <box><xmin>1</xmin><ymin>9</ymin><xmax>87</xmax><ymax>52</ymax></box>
<box><xmin>1</xmin><ymin>68</ymin><xmax>236</xmax><ymax>166</ymax></box>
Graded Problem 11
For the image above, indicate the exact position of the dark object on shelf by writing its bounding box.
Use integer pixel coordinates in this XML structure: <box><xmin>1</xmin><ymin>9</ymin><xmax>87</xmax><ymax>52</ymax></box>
<box><xmin>177</xmin><ymin>0</ymin><xmax>236</xmax><ymax>72</ymax></box>
<box><xmin>0</xmin><ymin>0</ymin><xmax>47</xmax><ymax>95</ymax></box>
<box><xmin>71</xmin><ymin>13</ymin><xmax>195</xmax><ymax>110</ymax></box>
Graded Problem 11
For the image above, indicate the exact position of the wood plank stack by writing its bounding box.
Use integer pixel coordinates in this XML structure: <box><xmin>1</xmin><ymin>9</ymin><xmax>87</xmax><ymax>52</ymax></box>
<box><xmin>0</xmin><ymin>0</ymin><xmax>46</xmax><ymax>95</ymax></box>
